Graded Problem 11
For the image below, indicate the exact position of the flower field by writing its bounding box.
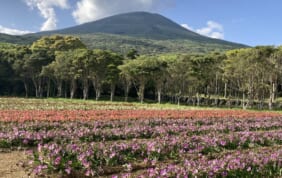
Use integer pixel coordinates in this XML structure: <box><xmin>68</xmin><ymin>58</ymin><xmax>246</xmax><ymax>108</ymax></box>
<box><xmin>0</xmin><ymin>98</ymin><xmax>282</xmax><ymax>177</ymax></box>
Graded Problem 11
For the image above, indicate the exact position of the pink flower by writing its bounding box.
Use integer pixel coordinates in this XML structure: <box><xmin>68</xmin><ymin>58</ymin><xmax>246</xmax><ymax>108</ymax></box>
<box><xmin>54</xmin><ymin>156</ymin><xmax>61</xmax><ymax>165</ymax></box>
<box><xmin>65</xmin><ymin>167</ymin><xmax>71</xmax><ymax>174</ymax></box>
<box><xmin>220</xmin><ymin>140</ymin><xmax>227</xmax><ymax>146</ymax></box>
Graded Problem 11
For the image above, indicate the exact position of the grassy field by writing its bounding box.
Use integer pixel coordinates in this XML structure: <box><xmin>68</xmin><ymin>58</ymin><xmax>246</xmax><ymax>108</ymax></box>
<box><xmin>0</xmin><ymin>97</ymin><xmax>236</xmax><ymax>110</ymax></box>
<box><xmin>0</xmin><ymin>97</ymin><xmax>281</xmax><ymax>177</ymax></box>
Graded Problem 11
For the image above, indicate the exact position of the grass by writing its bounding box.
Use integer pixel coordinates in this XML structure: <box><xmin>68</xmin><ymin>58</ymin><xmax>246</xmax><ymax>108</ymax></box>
<box><xmin>0</xmin><ymin>96</ymin><xmax>278</xmax><ymax>112</ymax></box>
<box><xmin>0</xmin><ymin>97</ymin><xmax>225</xmax><ymax>110</ymax></box>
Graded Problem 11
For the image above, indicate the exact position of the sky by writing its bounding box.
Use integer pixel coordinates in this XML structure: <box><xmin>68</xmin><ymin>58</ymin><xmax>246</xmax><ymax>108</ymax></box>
<box><xmin>0</xmin><ymin>0</ymin><xmax>281</xmax><ymax>46</ymax></box>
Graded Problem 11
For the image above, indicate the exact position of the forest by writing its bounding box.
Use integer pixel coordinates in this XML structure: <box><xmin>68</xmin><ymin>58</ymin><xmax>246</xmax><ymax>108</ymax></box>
<box><xmin>0</xmin><ymin>35</ymin><xmax>282</xmax><ymax>110</ymax></box>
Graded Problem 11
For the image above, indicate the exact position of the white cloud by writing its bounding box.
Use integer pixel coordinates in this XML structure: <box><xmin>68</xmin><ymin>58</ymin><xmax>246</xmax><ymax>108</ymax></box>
<box><xmin>72</xmin><ymin>0</ymin><xmax>173</xmax><ymax>24</ymax></box>
<box><xmin>181</xmin><ymin>21</ymin><xmax>224</xmax><ymax>39</ymax></box>
<box><xmin>0</xmin><ymin>25</ymin><xmax>32</xmax><ymax>35</ymax></box>
<box><xmin>181</xmin><ymin>24</ymin><xmax>193</xmax><ymax>31</ymax></box>
<box><xmin>207</xmin><ymin>21</ymin><xmax>223</xmax><ymax>31</ymax></box>
<box><xmin>24</xmin><ymin>0</ymin><xmax>69</xmax><ymax>31</ymax></box>
<box><xmin>209</xmin><ymin>31</ymin><xmax>224</xmax><ymax>40</ymax></box>
<box><xmin>196</xmin><ymin>21</ymin><xmax>224</xmax><ymax>39</ymax></box>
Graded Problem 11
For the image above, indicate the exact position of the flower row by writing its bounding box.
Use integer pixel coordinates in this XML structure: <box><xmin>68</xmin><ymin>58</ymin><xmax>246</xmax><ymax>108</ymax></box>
<box><xmin>29</xmin><ymin>129</ymin><xmax>282</xmax><ymax>176</ymax></box>
<box><xmin>0</xmin><ymin>109</ymin><xmax>281</xmax><ymax>122</ymax></box>
<box><xmin>1</xmin><ymin>117</ymin><xmax>282</xmax><ymax>149</ymax></box>
<box><xmin>119</xmin><ymin>146</ymin><xmax>282</xmax><ymax>178</ymax></box>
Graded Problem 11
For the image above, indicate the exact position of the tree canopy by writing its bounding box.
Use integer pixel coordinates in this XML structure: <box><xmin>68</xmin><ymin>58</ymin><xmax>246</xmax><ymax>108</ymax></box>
<box><xmin>1</xmin><ymin>36</ymin><xmax>282</xmax><ymax>109</ymax></box>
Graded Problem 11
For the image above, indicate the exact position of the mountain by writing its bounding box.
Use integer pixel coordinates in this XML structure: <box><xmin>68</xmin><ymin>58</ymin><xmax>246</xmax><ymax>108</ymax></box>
<box><xmin>0</xmin><ymin>12</ymin><xmax>247</xmax><ymax>54</ymax></box>
<box><xmin>0</xmin><ymin>33</ymin><xmax>36</xmax><ymax>45</ymax></box>
<box><xmin>37</xmin><ymin>12</ymin><xmax>210</xmax><ymax>40</ymax></box>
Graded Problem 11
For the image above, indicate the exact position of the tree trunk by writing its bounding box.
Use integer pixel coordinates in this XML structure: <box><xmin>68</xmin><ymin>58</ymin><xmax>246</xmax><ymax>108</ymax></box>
<box><xmin>224</xmin><ymin>82</ymin><xmax>227</xmax><ymax>98</ymax></box>
<box><xmin>52</xmin><ymin>81</ymin><xmax>56</xmax><ymax>97</ymax></box>
<box><xmin>157</xmin><ymin>88</ymin><xmax>162</xmax><ymax>104</ymax></box>
<box><xmin>156</xmin><ymin>81</ymin><xmax>162</xmax><ymax>104</ymax></box>
<box><xmin>196</xmin><ymin>92</ymin><xmax>200</xmax><ymax>106</ymax></box>
<box><xmin>177</xmin><ymin>96</ymin><xmax>180</xmax><ymax>106</ymax></box>
<box><xmin>92</xmin><ymin>79</ymin><xmax>101</xmax><ymax>101</ymax></box>
<box><xmin>64</xmin><ymin>82</ymin><xmax>67</xmax><ymax>98</ymax></box>
<box><xmin>38</xmin><ymin>78</ymin><xmax>43</xmax><ymax>98</ymax></box>
<box><xmin>214</xmin><ymin>74</ymin><xmax>219</xmax><ymax>106</ymax></box>
<box><xmin>70</xmin><ymin>79</ymin><xmax>77</xmax><ymax>99</ymax></box>
<box><xmin>215</xmin><ymin>73</ymin><xmax>218</xmax><ymax>95</ymax></box>
<box><xmin>247</xmin><ymin>76</ymin><xmax>254</xmax><ymax>108</ymax></box>
<box><xmin>83</xmin><ymin>79</ymin><xmax>89</xmax><ymax>100</ymax></box>
<box><xmin>192</xmin><ymin>95</ymin><xmax>196</xmax><ymax>106</ymax></box>
<box><xmin>122</xmin><ymin>77</ymin><xmax>131</xmax><ymax>102</ymax></box>
<box><xmin>95</xmin><ymin>90</ymin><xmax>101</xmax><ymax>101</ymax></box>
<box><xmin>32</xmin><ymin>77</ymin><xmax>39</xmax><ymax>98</ymax></box>
<box><xmin>124</xmin><ymin>83</ymin><xmax>130</xmax><ymax>102</ymax></box>
<box><xmin>242</xmin><ymin>92</ymin><xmax>246</xmax><ymax>110</ymax></box>
<box><xmin>268</xmin><ymin>82</ymin><xmax>276</xmax><ymax>110</ymax></box>
<box><xmin>138</xmin><ymin>82</ymin><xmax>145</xmax><ymax>104</ymax></box>
<box><xmin>206</xmin><ymin>85</ymin><xmax>210</xmax><ymax>97</ymax></box>
<box><xmin>57</xmin><ymin>80</ymin><xmax>63</xmax><ymax>97</ymax></box>
<box><xmin>110</xmin><ymin>83</ymin><xmax>115</xmax><ymax>102</ymax></box>
<box><xmin>23</xmin><ymin>79</ymin><xmax>29</xmax><ymax>98</ymax></box>
<box><xmin>47</xmin><ymin>78</ymin><xmax>50</xmax><ymax>98</ymax></box>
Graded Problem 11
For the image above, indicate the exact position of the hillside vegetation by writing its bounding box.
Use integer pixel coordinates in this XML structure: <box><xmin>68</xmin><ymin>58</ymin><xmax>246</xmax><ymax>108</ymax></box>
<box><xmin>0</xmin><ymin>36</ymin><xmax>281</xmax><ymax>110</ymax></box>
<box><xmin>0</xmin><ymin>12</ymin><xmax>246</xmax><ymax>54</ymax></box>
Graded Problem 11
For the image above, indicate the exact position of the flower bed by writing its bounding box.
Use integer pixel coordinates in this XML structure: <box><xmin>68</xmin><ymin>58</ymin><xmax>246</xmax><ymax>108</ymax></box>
<box><xmin>0</xmin><ymin>110</ymin><xmax>281</xmax><ymax>177</ymax></box>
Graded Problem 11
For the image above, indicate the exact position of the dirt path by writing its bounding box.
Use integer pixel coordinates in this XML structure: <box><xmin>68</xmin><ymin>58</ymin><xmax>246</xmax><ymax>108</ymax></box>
<box><xmin>0</xmin><ymin>151</ymin><xmax>32</xmax><ymax>178</ymax></box>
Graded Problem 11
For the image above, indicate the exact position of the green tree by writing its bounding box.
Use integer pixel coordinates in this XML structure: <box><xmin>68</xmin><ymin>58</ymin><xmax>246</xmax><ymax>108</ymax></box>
<box><xmin>119</xmin><ymin>55</ymin><xmax>159</xmax><ymax>103</ymax></box>
<box><xmin>90</xmin><ymin>50</ymin><xmax>111</xmax><ymax>100</ymax></box>
<box><xmin>23</xmin><ymin>49</ymin><xmax>54</xmax><ymax>97</ymax></box>
<box><xmin>39</xmin><ymin>35</ymin><xmax>87</xmax><ymax>98</ymax></box>
<box><xmin>105</xmin><ymin>52</ymin><xmax>123</xmax><ymax>101</ymax></box>
<box><xmin>71</xmin><ymin>49</ymin><xmax>92</xmax><ymax>100</ymax></box>
<box><xmin>166</xmin><ymin>55</ymin><xmax>195</xmax><ymax>105</ymax></box>
<box><xmin>31</xmin><ymin>35</ymin><xmax>86</xmax><ymax>51</ymax></box>
<box><xmin>126</xmin><ymin>48</ymin><xmax>139</xmax><ymax>59</ymax></box>
<box><xmin>149</xmin><ymin>56</ymin><xmax>168</xmax><ymax>104</ymax></box>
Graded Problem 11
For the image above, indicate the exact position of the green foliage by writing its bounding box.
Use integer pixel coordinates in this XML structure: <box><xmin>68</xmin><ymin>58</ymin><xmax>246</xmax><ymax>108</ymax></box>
<box><xmin>1</xmin><ymin>33</ymin><xmax>282</xmax><ymax>110</ymax></box>
<box><xmin>78</xmin><ymin>33</ymin><xmax>245</xmax><ymax>55</ymax></box>
<box><xmin>31</xmin><ymin>35</ymin><xmax>86</xmax><ymax>51</ymax></box>
<box><xmin>126</xmin><ymin>48</ymin><xmax>139</xmax><ymax>59</ymax></box>
<box><xmin>0</xmin><ymin>33</ymin><xmax>38</xmax><ymax>45</ymax></box>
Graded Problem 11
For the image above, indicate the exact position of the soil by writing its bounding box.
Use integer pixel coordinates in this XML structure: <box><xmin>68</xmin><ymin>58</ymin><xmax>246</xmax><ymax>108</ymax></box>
<box><xmin>0</xmin><ymin>151</ymin><xmax>32</xmax><ymax>178</ymax></box>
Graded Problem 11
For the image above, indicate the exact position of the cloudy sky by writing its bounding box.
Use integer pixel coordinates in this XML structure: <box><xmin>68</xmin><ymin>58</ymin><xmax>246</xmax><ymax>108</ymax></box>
<box><xmin>0</xmin><ymin>0</ymin><xmax>281</xmax><ymax>46</ymax></box>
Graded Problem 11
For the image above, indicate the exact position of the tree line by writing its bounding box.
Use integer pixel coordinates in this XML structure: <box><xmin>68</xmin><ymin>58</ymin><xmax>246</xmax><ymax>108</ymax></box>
<box><xmin>1</xmin><ymin>35</ymin><xmax>282</xmax><ymax>109</ymax></box>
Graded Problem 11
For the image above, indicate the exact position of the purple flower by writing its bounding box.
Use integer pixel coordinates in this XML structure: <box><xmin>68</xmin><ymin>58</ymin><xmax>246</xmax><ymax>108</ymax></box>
<box><xmin>65</xmin><ymin>167</ymin><xmax>71</xmax><ymax>174</ymax></box>
<box><xmin>85</xmin><ymin>169</ymin><xmax>94</xmax><ymax>176</ymax></box>
<box><xmin>23</xmin><ymin>139</ymin><xmax>29</xmax><ymax>144</ymax></box>
<box><xmin>110</xmin><ymin>152</ymin><xmax>116</xmax><ymax>158</ymax></box>
<box><xmin>221</xmin><ymin>171</ymin><xmax>228</xmax><ymax>177</ymax></box>
<box><xmin>33</xmin><ymin>165</ymin><xmax>47</xmax><ymax>175</ymax></box>
<box><xmin>54</xmin><ymin>156</ymin><xmax>61</xmax><ymax>165</ymax></box>
<box><xmin>220</xmin><ymin>140</ymin><xmax>227</xmax><ymax>146</ymax></box>
<box><xmin>122</xmin><ymin>173</ymin><xmax>130</xmax><ymax>178</ymax></box>
<box><xmin>160</xmin><ymin>169</ymin><xmax>167</xmax><ymax>176</ymax></box>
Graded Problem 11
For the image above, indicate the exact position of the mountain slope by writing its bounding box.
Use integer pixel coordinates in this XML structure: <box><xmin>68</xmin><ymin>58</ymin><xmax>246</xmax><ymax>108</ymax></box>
<box><xmin>77</xmin><ymin>33</ymin><xmax>243</xmax><ymax>54</ymax></box>
<box><xmin>36</xmin><ymin>12</ymin><xmax>243</xmax><ymax>45</ymax></box>
<box><xmin>38</xmin><ymin>12</ymin><xmax>203</xmax><ymax>40</ymax></box>
<box><xmin>0</xmin><ymin>33</ymin><xmax>37</xmax><ymax>45</ymax></box>
<box><xmin>0</xmin><ymin>12</ymin><xmax>247</xmax><ymax>54</ymax></box>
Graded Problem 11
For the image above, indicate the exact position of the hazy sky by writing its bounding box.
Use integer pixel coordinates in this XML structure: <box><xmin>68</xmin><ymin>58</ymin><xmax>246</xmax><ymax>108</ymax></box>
<box><xmin>0</xmin><ymin>0</ymin><xmax>281</xmax><ymax>46</ymax></box>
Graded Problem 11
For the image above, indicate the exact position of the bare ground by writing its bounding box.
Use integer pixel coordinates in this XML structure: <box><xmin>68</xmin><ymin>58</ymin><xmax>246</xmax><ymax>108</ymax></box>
<box><xmin>0</xmin><ymin>151</ymin><xmax>32</xmax><ymax>178</ymax></box>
